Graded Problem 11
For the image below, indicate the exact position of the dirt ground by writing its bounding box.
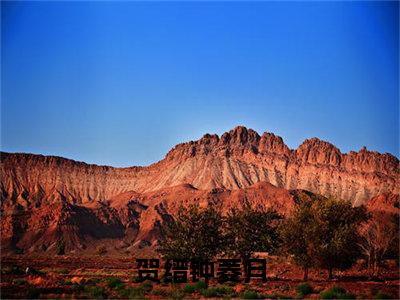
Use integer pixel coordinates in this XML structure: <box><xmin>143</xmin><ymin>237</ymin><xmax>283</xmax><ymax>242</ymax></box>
<box><xmin>1</xmin><ymin>255</ymin><xmax>399</xmax><ymax>299</ymax></box>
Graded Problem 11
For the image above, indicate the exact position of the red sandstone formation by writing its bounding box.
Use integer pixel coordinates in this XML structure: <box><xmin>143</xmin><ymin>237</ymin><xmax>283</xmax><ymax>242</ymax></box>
<box><xmin>1</xmin><ymin>126</ymin><xmax>398</xmax><ymax>253</ymax></box>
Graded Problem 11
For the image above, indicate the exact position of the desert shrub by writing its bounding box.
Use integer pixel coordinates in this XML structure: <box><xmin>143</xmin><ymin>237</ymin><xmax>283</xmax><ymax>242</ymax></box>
<box><xmin>374</xmin><ymin>291</ymin><xmax>392</xmax><ymax>299</ymax></box>
<box><xmin>84</xmin><ymin>286</ymin><xmax>107</xmax><ymax>299</ymax></box>
<box><xmin>199</xmin><ymin>286</ymin><xmax>235</xmax><ymax>297</ymax></box>
<box><xmin>296</xmin><ymin>282</ymin><xmax>313</xmax><ymax>297</ymax></box>
<box><xmin>30</xmin><ymin>268</ymin><xmax>46</xmax><ymax>275</ymax></box>
<box><xmin>26</xmin><ymin>287</ymin><xmax>41</xmax><ymax>299</ymax></box>
<box><xmin>56</xmin><ymin>268</ymin><xmax>70</xmax><ymax>274</ymax></box>
<box><xmin>1</xmin><ymin>265</ymin><xmax>23</xmax><ymax>275</ymax></box>
<box><xmin>12</xmin><ymin>278</ymin><xmax>27</xmax><ymax>285</ymax></box>
<box><xmin>200</xmin><ymin>287</ymin><xmax>219</xmax><ymax>298</ymax></box>
<box><xmin>320</xmin><ymin>286</ymin><xmax>356</xmax><ymax>299</ymax></box>
<box><xmin>195</xmin><ymin>279</ymin><xmax>208</xmax><ymax>290</ymax></box>
<box><xmin>95</xmin><ymin>245</ymin><xmax>107</xmax><ymax>256</ymax></box>
<box><xmin>183</xmin><ymin>284</ymin><xmax>196</xmax><ymax>293</ymax></box>
<box><xmin>242</xmin><ymin>290</ymin><xmax>261</xmax><ymax>299</ymax></box>
<box><xmin>107</xmin><ymin>277</ymin><xmax>124</xmax><ymax>289</ymax></box>
<box><xmin>64</xmin><ymin>279</ymin><xmax>72</xmax><ymax>285</ymax></box>
<box><xmin>141</xmin><ymin>280</ymin><xmax>153</xmax><ymax>292</ymax></box>
<box><xmin>215</xmin><ymin>285</ymin><xmax>235</xmax><ymax>296</ymax></box>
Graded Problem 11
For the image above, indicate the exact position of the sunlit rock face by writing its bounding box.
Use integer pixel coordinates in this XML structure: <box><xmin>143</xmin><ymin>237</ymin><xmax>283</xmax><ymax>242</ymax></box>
<box><xmin>1</xmin><ymin>126</ymin><xmax>398</xmax><ymax>253</ymax></box>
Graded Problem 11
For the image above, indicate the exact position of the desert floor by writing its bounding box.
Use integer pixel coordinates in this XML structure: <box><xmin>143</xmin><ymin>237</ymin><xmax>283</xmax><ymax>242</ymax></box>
<box><xmin>1</xmin><ymin>255</ymin><xmax>399</xmax><ymax>299</ymax></box>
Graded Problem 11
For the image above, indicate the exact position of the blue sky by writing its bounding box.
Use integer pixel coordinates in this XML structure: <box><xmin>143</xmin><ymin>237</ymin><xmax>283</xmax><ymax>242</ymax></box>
<box><xmin>1</xmin><ymin>1</ymin><xmax>398</xmax><ymax>166</ymax></box>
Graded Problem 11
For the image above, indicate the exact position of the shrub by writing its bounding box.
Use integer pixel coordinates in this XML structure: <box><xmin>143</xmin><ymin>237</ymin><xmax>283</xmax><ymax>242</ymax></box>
<box><xmin>1</xmin><ymin>265</ymin><xmax>23</xmax><ymax>275</ymax></box>
<box><xmin>12</xmin><ymin>278</ymin><xmax>27</xmax><ymax>285</ymax></box>
<box><xmin>64</xmin><ymin>279</ymin><xmax>72</xmax><ymax>285</ymax></box>
<box><xmin>320</xmin><ymin>286</ymin><xmax>356</xmax><ymax>299</ymax></box>
<box><xmin>183</xmin><ymin>284</ymin><xmax>196</xmax><ymax>293</ymax></box>
<box><xmin>56</xmin><ymin>269</ymin><xmax>70</xmax><ymax>274</ymax></box>
<box><xmin>195</xmin><ymin>280</ymin><xmax>208</xmax><ymax>290</ymax></box>
<box><xmin>296</xmin><ymin>282</ymin><xmax>313</xmax><ymax>297</ymax></box>
<box><xmin>242</xmin><ymin>290</ymin><xmax>261</xmax><ymax>299</ymax></box>
<box><xmin>215</xmin><ymin>285</ymin><xmax>235</xmax><ymax>296</ymax></box>
<box><xmin>84</xmin><ymin>286</ymin><xmax>107</xmax><ymax>299</ymax></box>
<box><xmin>200</xmin><ymin>287</ymin><xmax>219</xmax><ymax>298</ymax></box>
<box><xmin>107</xmin><ymin>277</ymin><xmax>124</xmax><ymax>289</ymax></box>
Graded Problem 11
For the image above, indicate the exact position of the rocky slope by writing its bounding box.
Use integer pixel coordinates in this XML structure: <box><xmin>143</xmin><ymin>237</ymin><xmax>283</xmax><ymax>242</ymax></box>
<box><xmin>1</xmin><ymin>126</ymin><xmax>399</xmax><ymax>253</ymax></box>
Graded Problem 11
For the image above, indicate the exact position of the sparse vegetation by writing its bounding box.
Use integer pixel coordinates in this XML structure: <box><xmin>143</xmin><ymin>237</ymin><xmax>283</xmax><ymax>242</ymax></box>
<box><xmin>195</xmin><ymin>279</ymin><xmax>208</xmax><ymax>290</ymax></box>
<box><xmin>296</xmin><ymin>282</ymin><xmax>313</xmax><ymax>297</ymax></box>
<box><xmin>107</xmin><ymin>277</ymin><xmax>125</xmax><ymax>290</ymax></box>
<box><xmin>242</xmin><ymin>289</ymin><xmax>262</xmax><ymax>299</ymax></box>
<box><xmin>1</xmin><ymin>265</ymin><xmax>23</xmax><ymax>275</ymax></box>
<box><xmin>12</xmin><ymin>278</ymin><xmax>27</xmax><ymax>285</ymax></box>
<box><xmin>320</xmin><ymin>286</ymin><xmax>356</xmax><ymax>299</ymax></box>
<box><xmin>84</xmin><ymin>286</ymin><xmax>107</xmax><ymax>299</ymax></box>
<box><xmin>183</xmin><ymin>284</ymin><xmax>197</xmax><ymax>293</ymax></box>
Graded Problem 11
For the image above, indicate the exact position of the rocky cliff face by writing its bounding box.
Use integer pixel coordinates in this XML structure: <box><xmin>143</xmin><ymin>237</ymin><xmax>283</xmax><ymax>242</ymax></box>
<box><xmin>1</xmin><ymin>126</ymin><xmax>398</xmax><ymax>253</ymax></box>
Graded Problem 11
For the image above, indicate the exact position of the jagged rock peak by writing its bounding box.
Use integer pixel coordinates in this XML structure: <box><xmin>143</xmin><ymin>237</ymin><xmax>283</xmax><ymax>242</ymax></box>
<box><xmin>295</xmin><ymin>137</ymin><xmax>342</xmax><ymax>165</ymax></box>
<box><xmin>166</xmin><ymin>126</ymin><xmax>290</xmax><ymax>159</ymax></box>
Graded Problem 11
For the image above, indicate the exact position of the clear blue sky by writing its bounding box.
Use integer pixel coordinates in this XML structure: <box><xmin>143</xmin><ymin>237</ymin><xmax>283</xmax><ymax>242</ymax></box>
<box><xmin>1</xmin><ymin>1</ymin><xmax>398</xmax><ymax>167</ymax></box>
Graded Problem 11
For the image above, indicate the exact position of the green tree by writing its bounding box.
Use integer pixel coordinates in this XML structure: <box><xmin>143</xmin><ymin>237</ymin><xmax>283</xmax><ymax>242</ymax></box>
<box><xmin>279</xmin><ymin>200</ymin><xmax>316</xmax><ymax>280</ymax></box>
<box><xmin>157</xmin><ymin>204</ymin><xmax>224</xmax><ymax>260</ymax></box>
<box><xmin>313</xmin><ymin>197</ymin><xmax>369</xmax><ymax>279</ymax></box>
<box><xmin>280</xmin><ymin>194</ymin><xmax>369</xmax><ymax>280</ymax></box>
<box><xmin>224</xmin><ymin>205</ymin><xmax>281</xmax><ymax>274</ymax></box>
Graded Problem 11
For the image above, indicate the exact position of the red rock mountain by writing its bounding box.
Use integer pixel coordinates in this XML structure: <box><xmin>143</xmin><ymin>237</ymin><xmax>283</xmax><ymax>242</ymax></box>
<box><xmin>1</xmin><ymin>126</ymin><xmax>399</xmax><ymax>253</ymax></box>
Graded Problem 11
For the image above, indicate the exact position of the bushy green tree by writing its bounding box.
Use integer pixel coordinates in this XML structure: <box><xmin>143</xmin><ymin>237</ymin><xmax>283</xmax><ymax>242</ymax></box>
<box><xmin>280</xmin><ymin>195</ymin><xmax>369</xmax><ymax>280</ymax></box>
<box><xmin>224</xmin><ymin>205</ymin><xmax>281</xmax><ymax>267</ymax></box>
<box><xmin>279</xmin><ymin>201</ymin><xmax>316</xmax><ymax>280</ymax></box>
<box><xmin>157</xmin><ymin>204</ymin><xmax>224</xmax><ymax>260</ymax></box>
<box><xmin>313</xmin><ymin>197</ymin><xmax>369</xmax><ymax>279</ymax></box>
